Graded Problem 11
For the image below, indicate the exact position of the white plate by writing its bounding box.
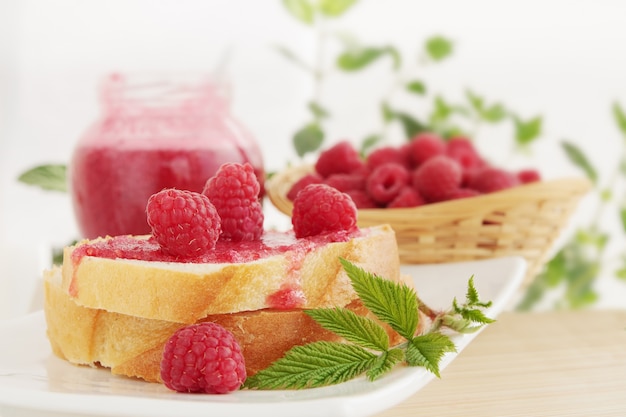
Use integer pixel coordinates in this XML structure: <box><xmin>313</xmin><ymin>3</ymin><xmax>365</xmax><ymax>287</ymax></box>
<box><xmin>0</xmin><ymin>256</ymin><xmax>526</xmax><ymax>417</ymax></box>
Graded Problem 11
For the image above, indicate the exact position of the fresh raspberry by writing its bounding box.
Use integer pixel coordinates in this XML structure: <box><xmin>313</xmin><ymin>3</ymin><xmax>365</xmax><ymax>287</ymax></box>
<box><xmin>446</xmin><ymin>137</ymin><xmax>484</xmax><ymax>170</ymax></box>
<box><xmin>412</xmin><ymin>155</ymin><xmax>463</xmax><ymax>202</ymax></box>
<box><xmin>517</xmin><ymin>169</ymin><xmax>541</xmax><ymax>184</ymax></box>
<box><xmin>366</xmin><ymin>146</ymin><xmax>412</xmax><ymax>171</ymax></box>
<box><xmin>292</xmin><ymin>184</ymin><xmax>358</xmax><ymax>238</ymax></box>
<box><xmin>447</xmin><ymin>188</ymin><xmax>481</xmax><ymax>200</ymax></box>
<box><xmin>324</xmin><ymin>172</ymin><xmax>367</xmax><ymax>193</ymax></box>
<box><xmin>387</xmin><ymin>186</ymin><xmax>425</xmax><ymax>208</ymax></box>
<box><xmin>408</xmin><ymin>132</ymin><xmax>446</xmax><ymax>166</ymax></box>
<box><xmin>160</xmin><ymin>322</ymin><xmax>246</xmax><ymax>394</ymax></box>
<box><xmin>345</xmin><ymin>189</ymin><xmax>379</xmax><ymax>209</ymax></box>
<box><xmin>469</xmin><ymin>167</ymin><xmax>520</xmax><ymax>193</ymax></box>
<box><xmin>314</xmin><ymin>140</ymin><xmax>364</xmax><ymax>178</ymax></box>
<box><xmin>203</xmin><ymin>163</ymin><xmax>264</xmax><ymax>241</ymax></box>
<box><xmin>146</xmin><ymin>189</ymin><xmax>221</xmax><ymax>258</ymax></box>
<box><xmin>287</xmin><ymin>173</ymin><xmax>323</xmax><ymax>201</ymax></box>
<box><xmin>366</xmin><ymin>162</ymin><xmax>410</xmax><ymax>204</ymax></box>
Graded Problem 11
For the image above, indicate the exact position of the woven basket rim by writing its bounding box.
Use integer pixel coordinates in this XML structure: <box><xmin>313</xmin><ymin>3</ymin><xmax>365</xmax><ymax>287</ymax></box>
<box><xmin>266</xmin><ymin>164</ymin><xmax>593</xmax><ymax>221</ymax></box>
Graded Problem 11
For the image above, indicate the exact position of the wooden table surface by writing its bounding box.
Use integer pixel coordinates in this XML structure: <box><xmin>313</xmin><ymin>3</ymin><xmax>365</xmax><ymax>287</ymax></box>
<box><xmin>376</xmin><ymin>310</ymin><xmax>626</xmax><ymax>417</ymax></box>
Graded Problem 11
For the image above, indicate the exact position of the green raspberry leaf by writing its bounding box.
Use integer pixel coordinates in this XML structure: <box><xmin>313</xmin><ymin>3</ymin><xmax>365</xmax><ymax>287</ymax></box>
<box><xmin>425</xmin><ymin>36</ymin><xmax>453</xmax><ymax>62</ymax></box>
<box><xmin>405</xmin><ymin>333</ymin><xmax>456</xmax><ymax>378</ymax></box>
<box><xmin>513</xmin><ymin>115</ymin><xmax>542</xmax><ymax>146</ymax></box>
<box><xmin>613</xmin><ymin>101</ymin><xmax>626</xmax><ymax>139</ymax></box>
<box><xmin>243</xmin><ymin>341</ymin><xmax>377</xmax><ymax>390</ymax></box>
<box><xmin>305</xmin><ymin>307</ymin><xmax>390</xmax><ymax>352</ymax></box>
<box><xmin>293</xmin><ymin>122</ymin><xmax>325</xmax><ymax>157</ymax></box>
<box><xmin>308</xmin><ymin>101</ymin><xmax>330</xmax><ymax>120</ymax></box>
<box><xmin>318</xmin><ymin>0</ymin><xmax>359</xmax><ymax>17</ymax></box>
<box><xmin>366</xmin><ymin>348</ymin><xmax>404</xmax><ymax>381</ymax></box>
<box><xmin>18</xmin><ymin>164</ymin><xmax>68</xmax><ymax>192</ymax></box>
<box><xmin>339</xmin><ymin>258</ymin><xmax>419</xmax><ymax>340</ymax></box>
<box><xmin>466</xmin><ymin>276</ymin><xmax>492</xmax><ymax>308</ymax></box>
<box><xmin>561</xmin><ymin>141</ymin><xmax>598</xmax><ymax>184</ymax></box>
<box><xmin>406</xmin><ymin>80</ymin><xmax>427</xmax><ymax>95</ymax></box>
<box><xmin>282</xmin><ymin>0</ymin><xmax>314</xmax><ymax>25</ymax></box>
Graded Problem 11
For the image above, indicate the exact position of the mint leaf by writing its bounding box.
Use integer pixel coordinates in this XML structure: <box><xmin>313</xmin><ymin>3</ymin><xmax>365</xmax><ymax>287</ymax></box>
<box><xmin>282</xmin><ymin>0</ymin><xmax>314</xmax><ymax>24</ymax></box>
<box><xmin>339</xmin><ymin>258</ymin><xmax>419</xmax><ymax>340</ymax></box>
<box><xmin>18</xmin><ymin>164</ymin><xmax>68</xmax><ymax>192</ymax></box>
<box><xmin>244</xmin><ymin>341</ymin><xmax>377</xmax><ymax>389</ymax></box>
<box><xmin>405</xmin><ymin>333</ymin><xmax>456</xmax><ymax>377</ymax></box>
<box><xmin>305</xmin><ymin>307</ymin><xmax>390</xmax><ymax>352</ymax></box>
<box><xmin>366</xmin><ymin>348</ymin><xmax>404</xmax><ymax>381</ymax></box>
<box><xmin>318</xmin><ymin>0</ymin><xmax>358</xmax><ymax>17</ymax></box>
<box><xmin>425</xmin><ymin>36</ymin><xmax>453</xmax><ymax>61</ymax></box>
<box><xmin>561</xmin><ymin>141</ymin><xmax>598</xmax><ymax>183</ymax></box>
<box><xmin>293</xmin><ymin>123</ymin><xmax>325</xmax><ymax>157</ymax></box>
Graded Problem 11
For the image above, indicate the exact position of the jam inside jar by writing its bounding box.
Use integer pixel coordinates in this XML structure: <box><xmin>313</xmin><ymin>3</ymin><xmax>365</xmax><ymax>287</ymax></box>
<box><xmin>70</xmin><ymin>73</ymin><xmax>264</xmax><ymax>239</ymax></box>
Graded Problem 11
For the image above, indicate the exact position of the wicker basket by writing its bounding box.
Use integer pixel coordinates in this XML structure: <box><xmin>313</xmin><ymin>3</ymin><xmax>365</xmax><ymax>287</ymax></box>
<box><xmin>266</xmin><ymin>165</ymin><xmax>592</xmax><ymax>287</ymax></box>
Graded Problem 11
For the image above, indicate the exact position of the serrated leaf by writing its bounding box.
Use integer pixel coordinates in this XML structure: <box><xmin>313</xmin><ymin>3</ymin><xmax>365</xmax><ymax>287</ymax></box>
<box><xmin>308</xmin><ymin>101</ymin><xmax>330</xmax><ymax>120</ymax></box>
<box><xmin>613</xmin><ymin>102</ymin><xmax>626</xmax><ymax>138</ymax></box>
<box><xmin>18</xmin><ymin>164</ymin><xmax>68</xmax><ymax>192</ymax></box>
<box><xmin>366</xmin><ymin>348</ymin><xmax>404</xmax><ymax>381</ymax></box>
<box><xmin>405</xmin><ymin>333</ymin><xmax>456</xmax><ymax>377</ymax></box>
<box><xmin>282</xmin><ymin>0</ymin><xmax>314</xmax><ymax>24</ymax></box>
<box><xmin>293</xmin><ymin>123</ymin><xmax>325</xmax><ymax>157</ymax></box>
<box><xmin>425</xmin><ymin>36</ymin><xmax>453</xmax><ymax>61</ymax></box>
<box><xmin>459</xmin><ymin>307</ymin><xmax>495</xmax><ymax>324</ymax></box>
<box><xmin>406</xmin><ymin>80</ymin><xmax>426</xmax><ymax>95</ymax></box>
<box><xmin>561</xmin><ymin>141</ymin><xmax>598</xmax><ymax>183</ymax></box>
<box><xmin>318</xmin><ymin>0</ymin><xmax>358</xmax><ymax>17</ymax></box>
<box><xmin>305</xmin><ymin>307</ymin><xmax>390</xmax><ymax>352</ymax></box>
<box><xmin>514</xmin><ymin>115</ymin><xmax>542</xmax><ymax>145</ymax></box>
<box><xmin>244</xmin><ymin>341</ymin><xmax>376</xmax><ymax>389</ymax></box>
<box><xmin>340</xmin><ymin>259</ymin><xmax>419</xmax><ymax>340</ymax></box>
<box><xmin>465</xmin><ymin>276</ymin><xmax>480</xmax><ymax>304</ymax></box>
<box><xmin>441</xmin><ymin>315</ymin><xmax>483</xmax><ymax>334</ymax></box>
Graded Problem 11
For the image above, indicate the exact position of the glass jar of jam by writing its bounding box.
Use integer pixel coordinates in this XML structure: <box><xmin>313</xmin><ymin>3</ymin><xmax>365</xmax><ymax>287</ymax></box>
<box><xmin>69</xmin><ymin>73</ymin><xmax>264</xmax><ymax>239</ymax></box>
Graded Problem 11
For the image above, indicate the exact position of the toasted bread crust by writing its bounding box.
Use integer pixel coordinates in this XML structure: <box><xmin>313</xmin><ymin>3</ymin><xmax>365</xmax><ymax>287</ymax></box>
<box><xmin>61</xmin><ymin>225</ymin><xmax>400</xmax><ymax>322</ymax></box>
<box><xmin>45</xmin><ymin>268</ymin><xmax>415</xmax><ymax>382</ymax></box>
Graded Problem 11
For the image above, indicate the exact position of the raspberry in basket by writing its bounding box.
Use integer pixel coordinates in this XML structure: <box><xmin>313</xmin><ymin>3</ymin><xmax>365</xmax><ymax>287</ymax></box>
<box><xmin>315</xmin><ymin>140</ymin><xmax>364</xmax><ymax>177</ymax></box>
<box><xmin>366</xmin><ymin>162</ymin><xmax>410</xmax><ymax>204</ymax></box>
<box><xmin>160</xmin><ymin>322</ymin><xmax>247</xmax><ymax>394</ymax></box>
<box><xmin>469</xmin><ymin>166</ymin><xmax>520</xmax><ymax>193</ymax></box>
<box><xmin>292</xmin><ymin>184</ymin><xmax>358</xmax><ymax>238</ymax></box>
<box><xmin>408</xmin><ymin>132</ymin><xmax>446</xmax><ymax>166</ymax></box>
<box><xmin>412</xmin><ymin>155</ymin><xmax>462</xmax><ymax>202</ymax></box>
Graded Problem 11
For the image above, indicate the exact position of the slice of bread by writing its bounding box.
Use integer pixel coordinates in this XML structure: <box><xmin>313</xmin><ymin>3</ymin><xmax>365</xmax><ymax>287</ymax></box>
<box><xmin>61</xmin><ymin>224</ymin><xmax>400</xmax><ymax>323</ymax></box>
<box><xmin>44</xmin><ymin>267</ymin><xmax>418</xmax><ymax>382</ymax></box>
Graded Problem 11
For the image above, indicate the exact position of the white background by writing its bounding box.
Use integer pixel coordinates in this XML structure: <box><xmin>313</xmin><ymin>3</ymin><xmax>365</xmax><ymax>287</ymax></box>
<box><xmin>1</xmin><ymin>0</ymin><xmax>625</xmax><ymax>318</ymax></box>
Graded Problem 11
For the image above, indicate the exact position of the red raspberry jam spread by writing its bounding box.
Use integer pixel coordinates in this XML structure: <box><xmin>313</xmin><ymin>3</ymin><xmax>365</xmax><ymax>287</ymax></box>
<box><xmin>70</xmin><ymin>229</ymin><xmax>363</xmax><ymax>310</ymax></box>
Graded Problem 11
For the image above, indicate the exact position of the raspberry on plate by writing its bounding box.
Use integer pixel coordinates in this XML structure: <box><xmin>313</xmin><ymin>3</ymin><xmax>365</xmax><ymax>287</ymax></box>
<box><xmin>412</xmin><ymin>155</ymin><xmax>463</xmax><ymax>202</ymax></box>
<box><xmin>366</xmin><ymin>162</ymin><xmax>410</xmax><ymax>204</ymax></box>
<box><xmin>292</xmin><ymin>184</ymin><xmax>358</xmax><ymax>238</ymax></box>
<box><xmin>161</xmin><ymin>322</ymin><xmax>247</xmax><ymax>394</ymax></box>
<box><xmin>314</xmin><ymin>140</ymin><xmax>364</xmax><ymax>177</ymax></box>
<box><xmin>146</xmin><ymin>189</ymin><xmax>221</xmax><ymax>258</ymax></box>
<box><xmin>203</xmin><ymin>163</ymin><xmax>264</xmax><ymax>241</ymax></box>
